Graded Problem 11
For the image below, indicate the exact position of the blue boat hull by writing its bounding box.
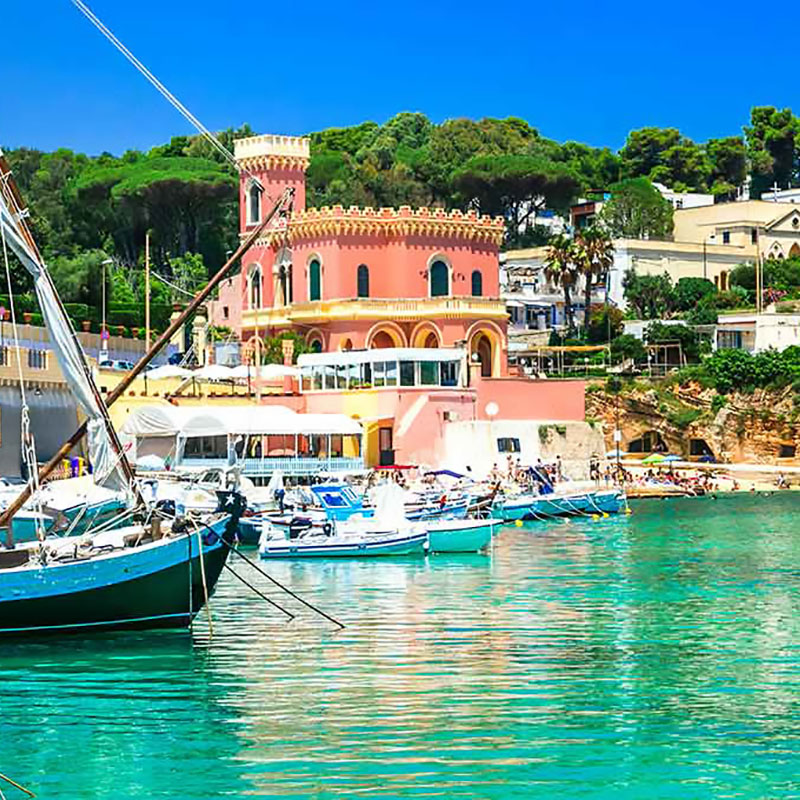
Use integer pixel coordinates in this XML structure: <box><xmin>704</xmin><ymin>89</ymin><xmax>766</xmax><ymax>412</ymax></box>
<box><xmin>260</xmin><ymin>532</ymin><xmax>428</xmax><ymax>559</ymax></box>
<box><xmin>426</xmin><ymin>520</ymin><xmax>496</xmax><ymax>553</ymax></box>
<box><xmin>496</xmin><ymin>490</ymin><xmax>625</xmax><ymax>521</ymax></box>
<box><xmin>0</xmin><ymin>516</ymin><xmax>233</xmax><ymax>637</ymax></box>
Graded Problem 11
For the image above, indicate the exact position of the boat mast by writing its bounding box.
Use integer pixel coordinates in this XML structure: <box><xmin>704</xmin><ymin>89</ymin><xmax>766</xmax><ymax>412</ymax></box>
<box><xmin>0</xmin><ymin>183</ymin><xmax>295</xmax><ymax>539</ymax></box>
<box><xmin>0</xmin><ymin>153</ymin><xmax>142</xmax><ymax>527</ymax></box>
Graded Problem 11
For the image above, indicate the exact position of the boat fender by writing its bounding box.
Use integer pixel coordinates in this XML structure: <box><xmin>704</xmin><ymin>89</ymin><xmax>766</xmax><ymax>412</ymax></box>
<box><xmin>322</xmin><ymin>522</ymin><xmax>333</xmax><ymax>536</ymax></box>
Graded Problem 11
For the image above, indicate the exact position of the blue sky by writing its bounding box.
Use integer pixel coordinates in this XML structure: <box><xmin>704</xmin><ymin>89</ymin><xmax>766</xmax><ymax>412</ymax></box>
<box><xmin>2</xmin><ymin>0</ymin><xmax>794</xmax><ymax>155</ymax></box>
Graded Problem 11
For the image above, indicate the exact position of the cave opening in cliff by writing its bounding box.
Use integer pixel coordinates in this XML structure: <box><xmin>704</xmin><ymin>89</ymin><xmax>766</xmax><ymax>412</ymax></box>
<box><xmin>628</xmin><ymin>431</ymin><xmax>667</xmax><ymax>454</ymax></box>
<box><xmin>689</xmin><ymin>438</ymin><xmax>715</xmax><ymax>459</ymax></box>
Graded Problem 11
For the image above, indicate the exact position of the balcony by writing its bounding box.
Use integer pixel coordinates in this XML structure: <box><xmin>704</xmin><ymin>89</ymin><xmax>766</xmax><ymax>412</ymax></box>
<box><xmin>241</xmin><ymin>296</ymin><xmax>508</xmax><ymax>330</ymax></box>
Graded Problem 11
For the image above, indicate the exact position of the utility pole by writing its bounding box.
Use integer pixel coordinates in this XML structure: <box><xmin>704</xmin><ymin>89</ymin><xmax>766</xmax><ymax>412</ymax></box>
<box><xmin>145</xmin><ymin>231</ymin><xmax>151</xmax><ymax>348</ymax></box>
<box><xmin>755</xmin><ymin>226</ymin><xmax>762</xmax><ymax>314</ymax></box>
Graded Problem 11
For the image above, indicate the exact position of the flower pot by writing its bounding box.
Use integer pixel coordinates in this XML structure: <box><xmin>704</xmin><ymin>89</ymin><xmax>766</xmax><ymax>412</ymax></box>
<box><xmin>23</xmin><ymin>312</ymin><xmax>32</xmax><ymax>324</ymax></box>
<box><xmin>81</xmin><ymin>320</ymin><xmax>91</xmax><ymax>332</ymax></box>
<box><xmin>131</xmin><ymin>327</ymin><xmax>140</xmax><ymax>337</ymax></box>
<box><xmin>116</xmin><ymin>325</ymin><xmax>126</xmax><ymax>336</ymax></box>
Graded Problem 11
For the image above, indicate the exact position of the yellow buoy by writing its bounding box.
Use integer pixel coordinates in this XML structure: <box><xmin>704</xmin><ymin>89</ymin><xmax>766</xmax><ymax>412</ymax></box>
<box><xmin>591</xmin><ymin>514</ymin><xmax>600</xmax><ymax>521</ymax></box>
<box><xmin>515</xmin><ymin>519</ymin><xmax>523</xmax><ymax>527</ymax></box>
<box><xmin>603</xmin><ymin>512</ymin><xmax>609</xmax><ymax>519</ymax></box>
<box><xmin>625</xmin><ymin>507</ymin><xmax>633</xmax><ymax>515</ymax></box>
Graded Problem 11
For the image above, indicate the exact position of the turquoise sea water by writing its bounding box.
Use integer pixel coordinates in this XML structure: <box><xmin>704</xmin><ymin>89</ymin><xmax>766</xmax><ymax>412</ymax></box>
<box><xmin>2</xmin><ymin>493</ymin><xmax>800</xmax><ymax>798</ymax></box>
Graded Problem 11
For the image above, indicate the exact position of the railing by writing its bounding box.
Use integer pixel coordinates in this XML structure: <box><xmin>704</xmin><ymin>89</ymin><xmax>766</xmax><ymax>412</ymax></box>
<box><xmin>241</xmin><ymin>296</ymin><xmax>508</xmax><ymax>326</ymax></box>
<box><xmin>178</xmin><ymin>456</ymin><xmax>364</xmax><ymax>476</ymax></box>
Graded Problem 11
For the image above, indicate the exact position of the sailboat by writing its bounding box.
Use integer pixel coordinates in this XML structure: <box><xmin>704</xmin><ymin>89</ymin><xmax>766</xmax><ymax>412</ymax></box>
<box><xmin>0</xmin><ymin>150</ymin><xmax>249</xmax><ymax>636</ymax></box>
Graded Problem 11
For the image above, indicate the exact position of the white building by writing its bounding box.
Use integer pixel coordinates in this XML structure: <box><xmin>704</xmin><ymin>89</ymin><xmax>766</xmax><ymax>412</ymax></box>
<box><xmin>714</xmin><ymin>313</ymin><xmax>800</xmax><ymax>353</ymax></box>
<box><xmin>652</xmin><ymin>183</ymin><xmax>714</xmax><ymax>210</ymax></box>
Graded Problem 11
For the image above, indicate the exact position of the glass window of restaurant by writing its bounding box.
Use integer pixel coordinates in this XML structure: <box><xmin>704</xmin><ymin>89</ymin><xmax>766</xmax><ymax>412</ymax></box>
<box><xmin>385</xmin><ymin>360</ymin><xmax>398</xmax><ymax>387</ymax></box>
<box><xmin>440</xmin><ymin>361</ymin><xmax>458</xmax><ymax>386</ymax></box>
<box><xmin>400</xmin><ymin>361</ymin><xmax>415</xmax><ymax>386</ymax></box>
<box><xmin>324</xmin><ymin>365</ymin><xmax>336</xmax><ymax>390</ymax></box>
<box><xmin>420</xmin><ymin>361</ymin><xmax>438</xmax><ymax>385</ymax></box>
<box><xmin>373</xmin><ymin>361</ymin><xmax>386</xmax><ymax>387</ymax></box>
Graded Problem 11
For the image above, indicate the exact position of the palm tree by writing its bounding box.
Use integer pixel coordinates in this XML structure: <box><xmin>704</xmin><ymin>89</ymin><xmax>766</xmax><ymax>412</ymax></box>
<box><xmin>544</xmin><ymin>234</ymin><xmax>579</xmax><ymax>333</ymax></box>
<box><xmin>573</xmin><ymin>226</ymin><xmax>615</xmax><ymax>331</ymax></box>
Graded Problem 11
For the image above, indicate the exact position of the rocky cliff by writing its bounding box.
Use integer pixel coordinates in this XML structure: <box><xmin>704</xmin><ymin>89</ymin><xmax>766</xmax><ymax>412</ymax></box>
<box><xmin>586</xmin><ymin>380</ymin><xmax>800</xmax><ymax>464</ymax></box>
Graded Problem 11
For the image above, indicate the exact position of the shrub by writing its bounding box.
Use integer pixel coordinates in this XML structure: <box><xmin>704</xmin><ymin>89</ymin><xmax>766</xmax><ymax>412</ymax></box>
<box><xmin>610</xmin><ymin>334</ymin><xmax>646</xmax><ymax>363</ymax></box>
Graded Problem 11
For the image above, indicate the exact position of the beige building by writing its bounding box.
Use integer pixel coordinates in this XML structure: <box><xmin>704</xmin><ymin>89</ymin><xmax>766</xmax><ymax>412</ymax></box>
<box><xmin>674</xmin><ymin>200</ymin><xmax>800</xmax><ymax>262</ymax></box>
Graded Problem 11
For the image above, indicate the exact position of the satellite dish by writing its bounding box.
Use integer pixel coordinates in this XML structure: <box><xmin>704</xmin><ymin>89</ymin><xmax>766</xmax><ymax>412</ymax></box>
<box><xmin>485</xmin><ymin>402</ymin><xmax>499</xmax><ymax>418</ymax></box>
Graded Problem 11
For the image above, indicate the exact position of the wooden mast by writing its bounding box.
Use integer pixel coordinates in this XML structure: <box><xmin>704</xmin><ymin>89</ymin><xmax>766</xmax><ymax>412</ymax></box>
<box><xmin>0</xmin><ymin>182</ymin><xmax>294</xmax><ymax>539</ymax></box>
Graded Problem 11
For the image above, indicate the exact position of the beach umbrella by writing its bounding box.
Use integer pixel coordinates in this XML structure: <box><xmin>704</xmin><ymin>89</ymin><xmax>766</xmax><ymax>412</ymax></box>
<box><xmin>641</xmin><ymin>453</ymin><xmax>666</xmax><ymax>465</ymax></box>
<box><xmin>663</xmin><ymin>455</ymin><xmax>682</xmax><ymax>463</ymax></box>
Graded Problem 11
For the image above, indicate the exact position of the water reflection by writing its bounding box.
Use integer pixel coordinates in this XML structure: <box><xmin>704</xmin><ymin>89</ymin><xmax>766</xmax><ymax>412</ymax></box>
<box><xmin>1</xmin><ymin>494</ymin><xmax>800</xmax><ymax>798</ymax></box>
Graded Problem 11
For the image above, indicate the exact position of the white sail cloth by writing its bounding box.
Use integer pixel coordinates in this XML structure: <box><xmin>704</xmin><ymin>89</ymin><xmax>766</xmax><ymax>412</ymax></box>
<box><xmin>0</xmin><ymin>189</ymin><xmax>125</xmax><ymax>490</ymax></box>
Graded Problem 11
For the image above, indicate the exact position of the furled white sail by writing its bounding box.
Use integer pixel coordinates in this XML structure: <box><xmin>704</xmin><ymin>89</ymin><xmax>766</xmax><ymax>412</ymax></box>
<box><xmin>0</xmin><ymin>182</ymin><xmax>126</xmax><ymax>490</ymax></box>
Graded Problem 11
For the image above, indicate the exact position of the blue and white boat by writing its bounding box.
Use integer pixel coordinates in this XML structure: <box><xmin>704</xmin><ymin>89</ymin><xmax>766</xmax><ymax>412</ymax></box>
<box><xmin>494</xmin><ymin>489</ymin><xmax>626</xmax><ymax>521</ymax></box>
<box><xmin>303</xmin><ymin>483</ymin><xmax>468</xmax><ymax>522</ymax></box>
<box><xmin>258</xmin><ymin>525</ymin><xmax>428</xmax><ymax>558</ymax></box>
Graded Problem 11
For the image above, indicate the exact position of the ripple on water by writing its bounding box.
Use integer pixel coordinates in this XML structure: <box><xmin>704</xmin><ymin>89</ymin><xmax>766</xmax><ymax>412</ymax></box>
<box><xmin>2</xmin><ymin>494</ymin><xmax>800</xmax><ymax>798</ymax></box>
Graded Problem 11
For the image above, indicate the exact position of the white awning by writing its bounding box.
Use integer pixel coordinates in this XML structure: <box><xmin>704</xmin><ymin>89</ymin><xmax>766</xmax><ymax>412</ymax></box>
<box><xmin>299</xmin><ymin>347</ymin><xmax>466</xmax><ymax>368</ymax></box>
<box><xmin>121</xmin><ymin>403</ymin><xmax>362</xmax><ymax>438</ymax></box>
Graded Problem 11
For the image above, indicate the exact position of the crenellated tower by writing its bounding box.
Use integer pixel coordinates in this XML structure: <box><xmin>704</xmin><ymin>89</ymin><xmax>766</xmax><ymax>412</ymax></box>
<box><xmin>234</xmin><ymin>134</ymin><xmax>310</xmax><ymax>230</ymax></box>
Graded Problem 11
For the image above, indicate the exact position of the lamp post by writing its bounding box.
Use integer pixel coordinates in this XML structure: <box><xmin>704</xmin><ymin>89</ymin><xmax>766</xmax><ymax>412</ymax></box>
<box><xmin>101</xmin><ymin>258</ymin><xmax>113</xmax><ymax>358</ymax></box>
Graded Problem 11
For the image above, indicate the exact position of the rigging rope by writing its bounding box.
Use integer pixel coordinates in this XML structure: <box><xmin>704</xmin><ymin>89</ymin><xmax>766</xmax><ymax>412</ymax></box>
<box><xmin>0</xmin><ymin>200</ymin><xmax>46</xmax><ymax>542</ymax></box>
<box><xmin>70</xmin><ymin>0</ymin><xmax>253</xmax><ymax>181</ymax></box>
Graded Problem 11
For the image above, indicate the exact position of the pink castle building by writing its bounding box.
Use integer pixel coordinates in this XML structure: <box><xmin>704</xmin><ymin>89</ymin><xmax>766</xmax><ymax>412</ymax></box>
<box><xmin>211</xmin><ymin>134</ymin><xmax>509</xmax><ymax>376</ymax></box>
<box><xmin>208</xmin><ymin>133</ymin><xmax>588</xmax><ymax>474</ymax></box>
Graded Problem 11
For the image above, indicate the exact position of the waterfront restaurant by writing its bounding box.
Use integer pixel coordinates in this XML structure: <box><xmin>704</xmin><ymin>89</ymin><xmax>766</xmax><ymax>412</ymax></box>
<box><xmin>120</xmin><ymin>404</ymin><xmax>364</xmax><ymax>479</ymax></box>
<box><xmin>298</xmin><ymin>348</ymin><xmax>464</xmax><ymax>393</ymax></box>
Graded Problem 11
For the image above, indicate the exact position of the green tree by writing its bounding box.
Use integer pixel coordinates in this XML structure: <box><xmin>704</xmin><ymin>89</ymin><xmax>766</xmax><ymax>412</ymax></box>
<box><xmin>48</xmin><ymin>250</ymin><xmax>108</xmax><ymax>307</ymax></box>
<box><xmin>167</xmin><ymin>252</ymin><xmax>208</xmax><ymax>300</ymax></box>
<box><xmin>572</xmin><ymin>226</ymin><xmax>614</xmax><ymax>330</ymax></box>
<box><xmin>451</xmin><ymin>154</ymin><xmax>579</xmax><ymax>240</ymax></box>
<box><xmin>610</xmin><ymin>333</ymin><xmax>646</xmax><ymax>363</ymax></box>
<box><xmin>745</xmin><ymin>106</ymin><xmax>799</xmax><ymax>197</ymax></box>
<box><xmin>622</xmin><ymin>269</ymin><xmax>674</xmax><ymax>319</ymax></box>
<box><xmin>673</xmin><ymin>277</ymin><xmax>716</xmax><ymax>311</ymax></box>
<box><xmin>544</xmin><ymin>235</ymin><xmax>580</xmax><ymax>332</ymax></box>
<box><xmin>586</xmin><ymin>305</ymin><xmax>624</xmax><ymax>344</ymax></box>
<box><xmin>705</xmin><ymin>136</ymin><xmax>747</xmax><ymax>198</ymax></box>
<box><xmin>599</xmin><ymin>178</ymin><xmax>674</xmax><ymax>239</ymax></box>
<box><xmin>620</xmin><ymin>128</ymin><xmax>711</xmax><ymax>190</ymax></box>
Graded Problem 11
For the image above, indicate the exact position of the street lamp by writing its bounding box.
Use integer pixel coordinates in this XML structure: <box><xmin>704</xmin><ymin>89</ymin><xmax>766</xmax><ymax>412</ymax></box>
<box><xmin>101</xmin><ymin>258</ymin><xmax>113</xmax><ymax>356</ymax></box>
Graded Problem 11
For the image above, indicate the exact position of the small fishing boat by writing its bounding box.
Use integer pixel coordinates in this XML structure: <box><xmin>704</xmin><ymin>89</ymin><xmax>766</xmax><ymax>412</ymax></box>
<box><xmin>494</xmin><ymin>488</ymin><xmax>626</xmax><ymax>521</ymax></box>
<box><xmin>0</xmin><ymin>501</ymin><xmax>241</xmax><ymax>636</ymax></box>
<box><xmin>0</xmin><ymin>149</ymin><xmax>255</xmax><ymax>636</ymax></box>
<box><xmin>424</xmin><ymin>518</ymin><xmax>497</xmax><ymax>553</ymax></box>
<box><xmin>258</xmin><ymin>524</ymin><xmax>428</xmax><ymax>558</ymax></box>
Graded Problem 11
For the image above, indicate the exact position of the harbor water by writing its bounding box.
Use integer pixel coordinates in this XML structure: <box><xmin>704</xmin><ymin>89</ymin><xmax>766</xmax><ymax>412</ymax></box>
<box><xmin>2</xmin><ymin>492</ymin><xmax>800</xmax><ymax>798</ymax></box>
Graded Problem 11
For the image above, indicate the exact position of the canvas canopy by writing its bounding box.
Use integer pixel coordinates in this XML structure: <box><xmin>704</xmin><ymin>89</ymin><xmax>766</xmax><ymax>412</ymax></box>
<box><xmin>121</xmin><ymin>404</ymin><xmax>362</xmax><ymax>438</ymax></box>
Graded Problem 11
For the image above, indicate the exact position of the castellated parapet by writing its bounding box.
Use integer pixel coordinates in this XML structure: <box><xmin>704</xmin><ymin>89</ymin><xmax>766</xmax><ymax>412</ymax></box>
<box><xmin>235</xmin><ymin>134</ymin><xmax>310</xmax><ymax>169</ymax></box>
<box><xmin>280</xmin><ymin>205</ymin><xmax>506</xmax><ymax>245</ymax></box>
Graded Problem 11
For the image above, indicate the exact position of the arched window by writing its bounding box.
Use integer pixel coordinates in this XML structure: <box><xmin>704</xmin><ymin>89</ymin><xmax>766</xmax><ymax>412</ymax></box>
<box><xmin>309</xmin><ymin>259</ymin><xmax>321</xmax><ymax>301</ymax></box>
<box><xmin>248</xmin><ymin>183</ymin><xmax>261</xmax><ymax>224</ymax></box>
<box><xmin>357</xmin><ymin>264</ymin><xmax>369</xmax><ymax>298</ymax></box>
<box><xmin>471</xmin><ymin>270</ymin><xmax>483</xmax><ymax>297</ymax></box>
<box><xmin>430</xmin><ymin>260</ymin><xmax>449</xmax><ymax>297</ymax></box>
<box><xmin>248</xmin><ymin>265</ymin><xmax>262</xmax><ymax>308</ymax></box>
<box><xmin>310</xmin><ymin>339</ymin><xmax>323</xmax><ymax>353</ymax></box>
<box><xmin>278</xmin><ymin>266</ymin><xmax>288</xmax><ymax>306</ymax></box>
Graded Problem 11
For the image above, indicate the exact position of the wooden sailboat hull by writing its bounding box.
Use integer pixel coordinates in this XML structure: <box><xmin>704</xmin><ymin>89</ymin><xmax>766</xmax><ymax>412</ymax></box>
<box><xmin>0</xmin><ymin>519</ymin><xmax>231</xmax><ymax>637</ymax></box>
